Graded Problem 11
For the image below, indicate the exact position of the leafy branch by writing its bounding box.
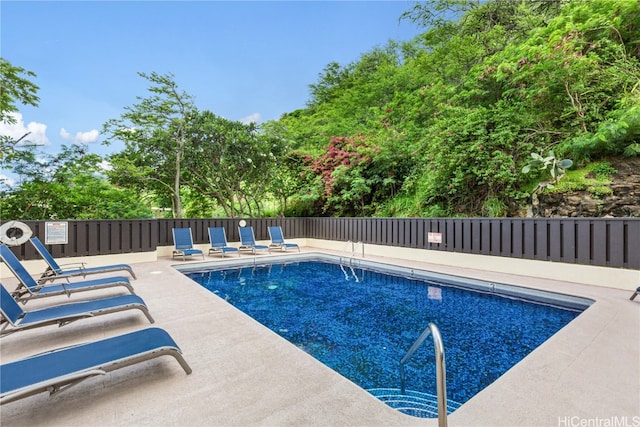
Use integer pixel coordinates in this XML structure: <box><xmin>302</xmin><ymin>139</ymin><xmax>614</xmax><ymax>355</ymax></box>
<box><xmin>522</xmin><ymin>150</ymin><xmax>573</xmax><ymax>191</ymax></box>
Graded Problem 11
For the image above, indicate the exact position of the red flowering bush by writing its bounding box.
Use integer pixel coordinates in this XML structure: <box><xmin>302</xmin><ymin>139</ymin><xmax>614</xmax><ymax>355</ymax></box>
<box><xmin>310</xmin><ymin>135</ymin><xmax>376</xmax><ymax>197</ymax></box>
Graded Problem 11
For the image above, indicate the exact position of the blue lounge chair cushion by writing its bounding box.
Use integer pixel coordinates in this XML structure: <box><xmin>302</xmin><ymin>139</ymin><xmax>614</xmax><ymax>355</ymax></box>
<box><xmin>31</xmin><ymin>276</ymin><xmax>132</xmax><ymax>296</ymax></box>
<box><xmin>20</xmin><ymin>295</ymin><xmax>152</xmax><ymax>325</ymax></box>
<box><xmin>268</xmin><ymin>226</ymin><xmax>300</xmax><ymax>252</ymax></box>
<box><xmin>0</xmin><ymin>244</ymin><xmax>134</xmax><ymax>302</ymax></box>
<box><xmin>30</xmin><ymin>237</ymin><xmax>136</xmax><ymax>282</ymax></box>
<box><xmin>172</xmin><ymin>228</ymin><xmax>204</xmax><ymax>260</ymax></box>
<box><xmin>0</xmin><ymin>327</ymin><xmax>191</xmax><ymax>404</ymax></box>
<box><xmin>238</xmin><ymin>226</ymin><xmax>269</xmax><ymax>254</ymax></box>
<box><xmin>0</xmin><ymin>283</ymin><xmax>153</xmax><ymax>335</ymax></box>
<box><xmin>207</xmin><ymin>227</ymin><xmax>239</xmax><ymax>257</ymax></box>
<box><xmin>0</xmin><ymin>285</ymin><xmax>23</xmax><ymax>324</ymax></box>
<box><xmin>178</xmin><ymin>248</ymin><xmax>203</xmax><ymax>257</ymax></box>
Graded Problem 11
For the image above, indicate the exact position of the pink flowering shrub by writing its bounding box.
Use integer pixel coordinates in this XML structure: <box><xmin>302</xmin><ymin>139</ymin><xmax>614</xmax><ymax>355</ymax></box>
<box><xmin>309</xmin><ymin>135</ymin><xmax>377</xmax><ymax>197</ymax></box>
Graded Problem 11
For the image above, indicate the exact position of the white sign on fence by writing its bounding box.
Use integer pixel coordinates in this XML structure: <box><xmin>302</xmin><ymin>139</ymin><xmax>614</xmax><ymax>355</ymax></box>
<box><xmin>427</xmin><ymin>232</ymin><xmax>442</xmax><ymax>244</ymax></box>
<box><xmin>45</xmin><ymin>221</ymin><xmax>68</xmax><ymax>244</ymax></box>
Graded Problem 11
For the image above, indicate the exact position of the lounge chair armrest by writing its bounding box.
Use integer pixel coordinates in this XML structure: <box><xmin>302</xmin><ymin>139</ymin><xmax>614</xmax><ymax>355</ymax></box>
<box><xmin>57</xmin><ymin>262</ymin><xmax>87</xmax><ymax>269</ymax></box>
<box><xmin>58</xmin><ymin>314</ymin><xmax>94</xmax><ymax>327</ymax></box>
<box><xmin>31</xmin><ymin>280</ymin><xmax>72</xmax><ymax>297</ymax></box>
<box><xmin>0</xmin><ymin>369</ymin><xmax>107</xmax><ymax>404</ymax></box>
<box><xmin>47</xmin><ymin>369</ymin><xmax>108</xmax><ymax>395</ymax></box>
<box><xmin>37</xmin><ymin>263</ymin><xmax>88</xmax><ymax>285</ymax></box>
<box><xmin>37</xmin><ymin>271</ymin><xmax>87</xmax><ymax>285</ymax></box>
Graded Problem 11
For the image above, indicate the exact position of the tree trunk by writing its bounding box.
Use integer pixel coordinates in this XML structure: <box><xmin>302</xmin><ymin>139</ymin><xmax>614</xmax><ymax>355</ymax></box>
<box><xmin>174</xmin><ymin>137</ymin><xmax>184</xmax><ymax>218</ymax></box>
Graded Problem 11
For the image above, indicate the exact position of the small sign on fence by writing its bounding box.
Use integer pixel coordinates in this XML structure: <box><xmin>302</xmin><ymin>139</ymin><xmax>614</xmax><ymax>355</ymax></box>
<box><xmin>45</xmin><ymin>221</ymin><xmax>68</xmax><ymax>245</ymax></box>
<box><xmin>427</xmin><ymin>232</ymin><xmax>442</xmax><ymax>244</ymax></box>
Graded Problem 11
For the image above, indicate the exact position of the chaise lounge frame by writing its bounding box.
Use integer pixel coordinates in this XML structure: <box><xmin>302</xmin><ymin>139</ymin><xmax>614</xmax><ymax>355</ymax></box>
<box><xmin>0</xmin><ymin>327</ymin><xmax>192</xmax><ymax>405</ymax></box>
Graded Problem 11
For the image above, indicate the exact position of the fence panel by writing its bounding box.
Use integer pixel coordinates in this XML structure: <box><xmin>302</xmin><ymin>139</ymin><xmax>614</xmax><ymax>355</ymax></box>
<box><xmin>576</xmin><ymin>221</ymin><xmax>592</xmax><ymax>265</ymax></box>
<box><xmin>628</xmin><ymin>220</ymin><xmax>640</xmax><ymax>269</ymax></box>
<box><xmin>1</xmin><ymin>218</ymin><xmax>637</xmax><ymax>269</ymax></box>
<box><xmin>481</xmin><ymin>219</ymin><xmax>491</xmax><ymax>254</ymax></box>
<box><xmin>523</xmin><ymin>220</ymin><xmax>535</xmax><ymax>259</ymax></box>
<box><xmin>592</xmin><ymin>220</ymin><xmax>607</xmax><ymax>266</ymax></box>
<box><xmin>549</xmin><ymin>220</ymin><xmax>562</xmax><ymax>262</ymax></box>
<box><xmin>535</xmin><ymin>220</ymin><xmax>548</xmax><ymax>261</ymax></box>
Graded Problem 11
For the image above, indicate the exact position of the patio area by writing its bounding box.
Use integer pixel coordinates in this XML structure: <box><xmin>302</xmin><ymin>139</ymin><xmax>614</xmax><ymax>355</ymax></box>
<box><xmin>1</xmin><ymin>247</ymin><xmax>638</xmax><ymax>426</ymax></box>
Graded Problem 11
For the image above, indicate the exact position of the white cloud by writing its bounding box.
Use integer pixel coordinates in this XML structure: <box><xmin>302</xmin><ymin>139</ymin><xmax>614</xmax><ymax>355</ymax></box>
<box><xmin>60</xmin><ymin>128</ymin><xmax>100</xmax><ymax>144</ymax></box>
<box><xmin>240</xmin><ymin>113</ymin><xmax>262</xmax><ymax>124</ymax></box>
<box><xmin>0</xmin><ymin>173</ymin><xmax>16</xmax><ymax>188</ymax></box>
<box><xmin>98</xmin><ymin>160</ymin><xmax>113</xmax><ymax>171</ymax></box>
<box><xmin>0</xmin><ymin>112</ymin><xmax>50</xmax><ymax>146</ymax></box>
<box><xmin>60</xmin><ymin>128</ymin><xmax>71</xmax><ymax>140</ymax></box>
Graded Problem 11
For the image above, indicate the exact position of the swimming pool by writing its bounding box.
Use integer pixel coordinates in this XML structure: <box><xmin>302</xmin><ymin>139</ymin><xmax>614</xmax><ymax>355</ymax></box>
<box><xmin>178</xmin><ymin>254</ymin><xmax>592</xmax><ymax>418</ymax></box>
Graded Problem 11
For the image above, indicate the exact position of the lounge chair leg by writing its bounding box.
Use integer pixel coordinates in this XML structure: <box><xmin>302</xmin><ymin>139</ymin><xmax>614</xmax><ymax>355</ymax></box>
<box><xmin>141</xmin><ymin>307</ymin><xmax>155</xmax><ymax>323</ymax></box>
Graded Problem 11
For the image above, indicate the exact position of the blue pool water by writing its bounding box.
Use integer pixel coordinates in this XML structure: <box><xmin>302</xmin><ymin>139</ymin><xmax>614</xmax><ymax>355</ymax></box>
<box><xmin>185</xmin><ymin>260</ymin><xmax>585</xmax><ymax>417</ymax></box>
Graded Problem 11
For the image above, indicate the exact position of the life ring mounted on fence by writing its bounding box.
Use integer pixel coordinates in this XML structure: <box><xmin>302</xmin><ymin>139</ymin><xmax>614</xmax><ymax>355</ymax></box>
<box><xmin>0</xmin><ymin>221</ymin><xmax>33</xmax><ymax>246</ymax></box>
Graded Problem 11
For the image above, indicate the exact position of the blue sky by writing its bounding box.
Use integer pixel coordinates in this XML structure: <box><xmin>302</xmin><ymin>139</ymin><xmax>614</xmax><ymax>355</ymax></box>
<box><xmin>1</xmin><ymin>0</ymin><xmax>423</xmax><ymax>185</ymax></box>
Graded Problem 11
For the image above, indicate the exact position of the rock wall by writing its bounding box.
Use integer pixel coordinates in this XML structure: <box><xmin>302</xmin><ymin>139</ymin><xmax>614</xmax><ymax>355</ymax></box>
<box><xmin>536</xmin><ymin>157</ymin><xmax>640</xmax><ymax>217</ymax></box>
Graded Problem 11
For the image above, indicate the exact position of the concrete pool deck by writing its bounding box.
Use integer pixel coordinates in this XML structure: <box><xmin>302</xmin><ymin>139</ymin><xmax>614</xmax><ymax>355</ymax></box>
<box><xmin>1</xmin><ymin>248</ymin><xmax>638</xmax><ymax>426</ymax></box>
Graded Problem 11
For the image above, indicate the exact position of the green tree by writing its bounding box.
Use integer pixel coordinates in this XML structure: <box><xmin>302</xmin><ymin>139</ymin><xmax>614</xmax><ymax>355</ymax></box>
<box><xmin>1</xmin><ymin>144</ymin><xmax>152</xmax><ymax>219</ymax></box>
<box><xmin>102</xmin><ymin>72</ymin><xmax>196</xmax><ymax>218</ymax></box>
<box><xmin>181</xmin><ymin>110</ymin><xmax>287</xmax><ymax>217</ymax></box>
<box><xmin>260</xmin><ymin>121</ymin><xmax>302</xmax><ymax>216</ymax></box>
<box><xmin>0</xmin><ymin>58</ymin><xmax>40</xmax><ymax>166</ymax></box>
<box><xmin>308</xmin><ymin>61</ymin><xmax>351</xmax><ymax>107</ymax></box>
<box><xmin>0</xmin><ymin>58</ymin><xmax>39</xmax><ymax>125</ymax></box>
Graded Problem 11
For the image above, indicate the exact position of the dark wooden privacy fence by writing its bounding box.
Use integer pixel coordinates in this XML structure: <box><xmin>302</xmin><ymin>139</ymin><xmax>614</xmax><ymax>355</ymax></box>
<box><xmin>3</xmin><ymin>218</ymin><xmax>639</xmax><ymax>270</ymax></box>
<box><xmin>304</xmin><ymin>217</ymin><xmax>640</xmax><ymax>269</ymax></box>
<box><xmin>6</xmin><ymin>220</ymin><xmax>158</xmax><ymax>259</ymax></box>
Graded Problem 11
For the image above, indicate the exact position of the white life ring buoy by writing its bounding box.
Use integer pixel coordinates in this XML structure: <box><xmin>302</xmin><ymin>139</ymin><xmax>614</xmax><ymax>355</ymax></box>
<box><xmin>0</xmin><ymin>221</ymin><xmax>33</xmax><ymax>246</ymax></box>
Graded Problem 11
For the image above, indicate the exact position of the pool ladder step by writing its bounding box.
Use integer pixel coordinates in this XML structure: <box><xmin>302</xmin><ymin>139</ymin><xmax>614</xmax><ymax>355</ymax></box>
<box><xmin>368</xmin><ymin>388</ymin><xmax>462</xmax><ymax>418</ymax></box>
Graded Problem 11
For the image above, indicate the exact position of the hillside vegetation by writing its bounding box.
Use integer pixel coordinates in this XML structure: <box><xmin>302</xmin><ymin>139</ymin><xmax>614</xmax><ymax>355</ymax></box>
<box><xmin>276</xmin><ymin>0</ymin><xmax>640</xmax><ymax>217</ymax></box>
<box><xmin>2</xmin><ymin>0</ymin><xmax>639</xmax><ymax>220</ymax></box>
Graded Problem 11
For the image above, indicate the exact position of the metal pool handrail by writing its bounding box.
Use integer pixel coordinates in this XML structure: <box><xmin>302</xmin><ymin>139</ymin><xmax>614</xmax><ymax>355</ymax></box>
<box><xmin>353</xmin><ymin>240</ymin><xmax>364</xmax><ymax>260</ymax></box>
<box><xmin>339</xmin><ymin>241</ymin><xmax>365</xmax><ymax>281</ymax></box>
<box><xmin>399</xmin><ymin>322</ymin><xmax>448</xmax><ymax>427</ymax></box>
<box><xmin>339</xmin><ymin>240</ymin><xmax>352</xmax><ymax>264</ymax></box>
<box><xmin>340</xmin><ymin>240</ymin><xmax>365</xmax><ymax>266</ymax></box>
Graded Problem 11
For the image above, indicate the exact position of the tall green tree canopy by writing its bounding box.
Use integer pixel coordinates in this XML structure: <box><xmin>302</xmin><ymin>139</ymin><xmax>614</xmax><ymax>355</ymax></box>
<box><xmin>103</xmin><ymin>72</ymin><xmax>288</xmax><ymax>218</ymax></box>
<box><xmin>102</xmin><ymin>72</ymin><xmax>197</xmax><ymax>218</ymax></box>
<box><xmin>1</xmin><ymin>144</ymin><xmax>152</xmax><ymax>219</ymax></box>
<box><xmin>0</xmin><ymin>58</ymin><xmax>39</xmax><ymax>125</ymax></box>
<box><xmin>0</xmin><ymin>58</ymin><xmax>40</xmax><ymax>163</ymax></box>
<box><xmin>181</xmin><ymin>110</ymin><xmax>288</xmax><ymax>217</ymax></box>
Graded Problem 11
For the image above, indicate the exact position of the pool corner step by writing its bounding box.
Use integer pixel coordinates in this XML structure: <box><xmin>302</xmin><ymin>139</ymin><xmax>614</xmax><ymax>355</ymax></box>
<box><xmin>368</xmin><ymin>388</ymin><xmax>462</xmax><ymax>418</ymax></box>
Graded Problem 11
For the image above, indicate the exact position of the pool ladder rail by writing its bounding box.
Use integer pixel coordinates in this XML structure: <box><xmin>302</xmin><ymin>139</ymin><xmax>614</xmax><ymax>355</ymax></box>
<box><xmin>339</xmin><ymin>240</ymin><xmax>364</xmax><ymax>281</ymax></box>
<box><xmin>340</xmin><ymin>240</ymin><xmax>364</xmax><ymax>264</ymax></box>
<box><xmin>399</xmin><ymin>322</ymin><xmax>449</xmax><ymax>427</ymax></box>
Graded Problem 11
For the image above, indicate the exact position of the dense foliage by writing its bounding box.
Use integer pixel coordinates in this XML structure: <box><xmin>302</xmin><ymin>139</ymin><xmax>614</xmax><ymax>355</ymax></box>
<box><xmin>0</xmin><ymin>58</ymin><xmax>39</xmax><ymax>164</ymax></box>
<box><xmin>278</xmin><ymin>0</ymin><xmax>640</xmax><ymax>217</ymax></box>
<box><xmin>1</xmin><ymin>145</ymin><xmax>152</xmax><ymax>219</ymax></box>
<box><xmin>1</xmin><ymin>0</ymin><xmax>638</xmax><ymax>219</ymax></box>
